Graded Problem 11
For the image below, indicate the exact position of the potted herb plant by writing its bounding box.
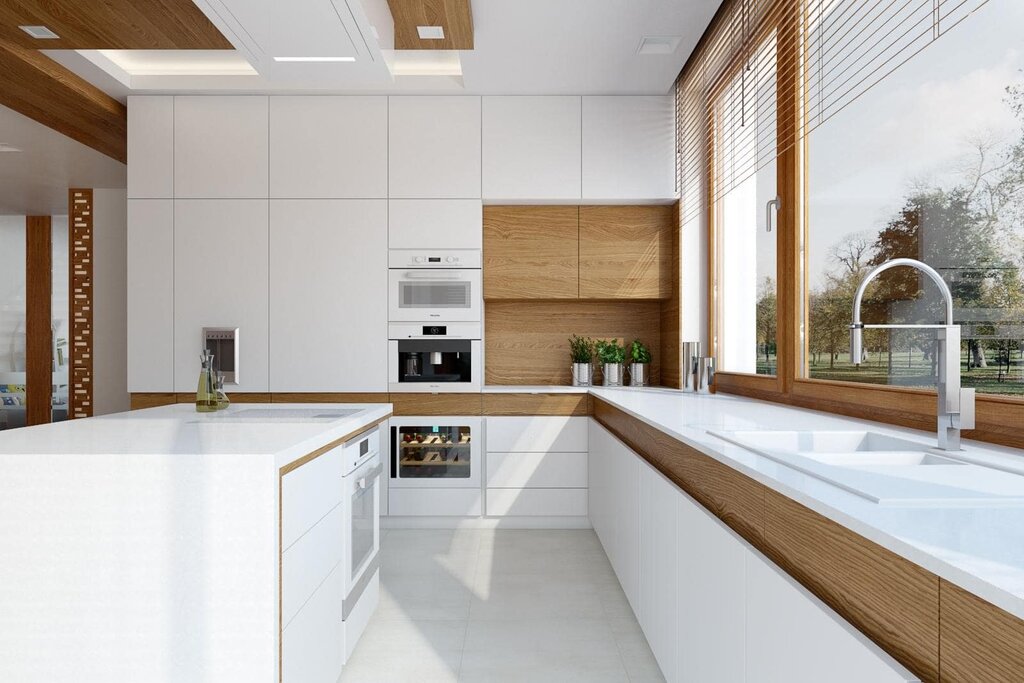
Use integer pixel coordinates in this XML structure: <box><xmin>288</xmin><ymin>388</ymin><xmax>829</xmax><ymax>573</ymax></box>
<box><xmin>628</xmin><ymin>339</ymin><xmax>652</xmax><ymax>387</ymax></box>
<box><xmin>568</xmin><ymin>335</ymin><xmax>595</xmax><ymax>386</ymax></box>
<box><xmin>596</xmin><ymin>339</ymin><xmax>627</xmax><ymax>387</ymax></box>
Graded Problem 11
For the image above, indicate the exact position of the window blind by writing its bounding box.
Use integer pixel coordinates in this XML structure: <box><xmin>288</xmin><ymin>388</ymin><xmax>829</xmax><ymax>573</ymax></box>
<box><xmin>676</xmin><ymin>0</ymin><xmax>991</xmax><ymax>223</ymax></box>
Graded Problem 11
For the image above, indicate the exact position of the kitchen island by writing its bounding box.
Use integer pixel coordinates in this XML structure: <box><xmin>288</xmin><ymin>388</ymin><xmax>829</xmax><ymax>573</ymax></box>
<box><xmin>0</xmin><ymin>402</ymin><xmax>391</xmax><ymax>683</ymax></box>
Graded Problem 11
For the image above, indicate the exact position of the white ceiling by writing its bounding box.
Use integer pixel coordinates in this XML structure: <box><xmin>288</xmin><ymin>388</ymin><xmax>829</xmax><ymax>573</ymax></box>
<box><xmin>0</xmin><ymin>105</ymin><xmax>126</xmax><ymax>216</ymax></box>
<box><xmin>43</xmin><ymin>0</ymin><xmax>719</xmax><ymax>99</ymax></box>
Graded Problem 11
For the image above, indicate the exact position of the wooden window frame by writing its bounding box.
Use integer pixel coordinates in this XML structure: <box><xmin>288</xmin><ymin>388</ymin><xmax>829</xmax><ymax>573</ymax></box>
<box><xmin>705</xmin><ymin>1</ymin><xmax>1024</xmax><ymax>450</ymax></box>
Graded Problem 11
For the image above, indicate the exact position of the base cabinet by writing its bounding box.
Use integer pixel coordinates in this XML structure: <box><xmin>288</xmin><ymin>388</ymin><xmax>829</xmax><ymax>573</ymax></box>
<box><xmin>588</xmin><ymin>420</ymin><xmax>919</xmax><ymax>683</ymax></box>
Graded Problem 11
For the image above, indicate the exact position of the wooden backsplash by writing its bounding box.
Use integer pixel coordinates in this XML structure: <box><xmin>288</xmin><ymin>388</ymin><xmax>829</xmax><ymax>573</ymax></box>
<box><xmin>485</xmin><ymin>300</ymin><xmax>663</xmax><ymax>385</ymax></box>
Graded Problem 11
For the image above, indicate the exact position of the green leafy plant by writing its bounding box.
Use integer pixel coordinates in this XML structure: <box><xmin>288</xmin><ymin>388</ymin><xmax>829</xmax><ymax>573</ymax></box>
<box><xmin>629</xmin><ymin>339</ymin><xmax>652</xmax><ymax>364</ymax></box>
<box><xmin>568</xmin><ymin>335</ymin><xmax>595</xmax><ymax>363</ymax></box>
<box><xmin>595</xmin><ymin>339</ymin><xmax>627</xmax><ymax>364</ymax></box>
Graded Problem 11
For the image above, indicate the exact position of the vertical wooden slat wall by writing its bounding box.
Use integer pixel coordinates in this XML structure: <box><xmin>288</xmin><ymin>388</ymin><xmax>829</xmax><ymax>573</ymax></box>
<box><xmin>69</xmin><ymin>189</ymin><xmax>94</xmax><ymax>419</ymax></box>
<box><xmin>25</xmin><ymin>216</ymin><xmax>53</xmax><ymax>426</ymax></box>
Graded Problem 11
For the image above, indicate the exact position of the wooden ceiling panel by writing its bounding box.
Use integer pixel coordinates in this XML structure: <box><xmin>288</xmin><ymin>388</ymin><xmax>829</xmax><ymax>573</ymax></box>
<box><xmin>0</xmin><ymin>0</ymin><xmax>232</xmax><ymax>49</ymax></box>
<box><xmin>388</xmin><ymin>0</ymin><xmax>473</xmax><ymax>50</ymax></box>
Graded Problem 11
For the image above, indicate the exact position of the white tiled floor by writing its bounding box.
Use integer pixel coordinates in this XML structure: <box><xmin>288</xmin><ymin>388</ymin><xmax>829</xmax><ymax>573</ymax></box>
<box><xmin>340</xmin><ymin>528</ymin><xmax>666</xmax><ymax>683</ymax></box>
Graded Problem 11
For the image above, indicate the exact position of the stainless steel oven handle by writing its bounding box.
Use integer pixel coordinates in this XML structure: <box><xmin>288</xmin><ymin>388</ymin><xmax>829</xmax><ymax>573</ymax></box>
<box><xmin>357</xmin><ymin>463</ymin><xmax>384</xmax><ymax>489</ymax></box>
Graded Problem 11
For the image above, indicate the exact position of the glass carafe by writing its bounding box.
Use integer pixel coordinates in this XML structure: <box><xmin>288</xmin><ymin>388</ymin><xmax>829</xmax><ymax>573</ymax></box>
<box><xmin>215</xmin><ymin>373</ymin><xmax>230</xmax><ymax>410</ymax></box>
<box><xmin>196</xmin><ymin>351</ymin><xmax>217</xmax><ymax>413</ymax></box>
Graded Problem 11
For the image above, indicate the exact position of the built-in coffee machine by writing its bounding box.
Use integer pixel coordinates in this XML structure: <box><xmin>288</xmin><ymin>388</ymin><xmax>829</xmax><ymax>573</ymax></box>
<box><xmin>388</xmin><ymin>322</ymin><xmax>481</xmax><ymax>392</ymax></box>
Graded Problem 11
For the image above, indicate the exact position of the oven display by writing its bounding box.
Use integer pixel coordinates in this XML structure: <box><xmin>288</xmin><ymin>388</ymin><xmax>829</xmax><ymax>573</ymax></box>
<box><xmin>422</xmin><ymin>326</ymin><xmax>447</xmax><ymax>336</ymax></box>
<box><xmin>428</xmin><ymin>257</ymin><xmax>441</xmax><ymax>263</ymax></box>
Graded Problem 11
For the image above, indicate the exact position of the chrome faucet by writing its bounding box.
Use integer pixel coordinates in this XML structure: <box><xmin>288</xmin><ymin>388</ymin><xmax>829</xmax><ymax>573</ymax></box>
<box><xmin>849</xmin><ymin>258</ymin><xmax>975</xmax><ymax>451</ymax></box>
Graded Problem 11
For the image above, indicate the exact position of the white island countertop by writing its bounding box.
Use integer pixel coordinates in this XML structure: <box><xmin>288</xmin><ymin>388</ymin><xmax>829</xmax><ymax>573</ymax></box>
<box><xmin>588</xmin><ymin>387</ymin><xmax>1024</xmax><ymax>621</ymax></box>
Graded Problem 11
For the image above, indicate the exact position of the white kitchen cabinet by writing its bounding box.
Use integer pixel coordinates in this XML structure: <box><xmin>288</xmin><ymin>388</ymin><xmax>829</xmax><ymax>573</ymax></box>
<box><xmin>485</xmin><ymin>488</ymin><xmax>587</xmax><ymax>517</ymax></box>
<box><xmin>482</xmin><ymin>96</ymin><xmax>582</xmax><ymax>200</ymax></box>
<box><xmin>485</xmin><ymin>416</ymin><xmax>588</xmax><ymax>453</ymax></box>
<box><xmin>582</xmin><ymin>96</ymin><xmax>675</xmax><ymax>201</ymax></box>
<box><xmin>486</xmin><ymin>451</ymin><xmax>587</xmax><ymax>488</ymax></box>
<box><xmin>281</xmin><ymin>503</ymin><xmax>345</xmax><ymax>627</ymax></box>
<box><xmin>270</xmin><ymin>96</ymin><xmax>387</xmax><ymax>199</ymax></box>
<box><xmin>269</xmin><ymin>199</ymin><xmax>387</xmax><ymax>392</ymax></box>
<box><xmin>388</xmin><ymin>96</ymin><xmax>481</xmax><ymax>199</ymax></box>
<box><xmin>609</xmin><ymin>431</ymin><xmax>641</xmax><ymax>613</ymax></box>
<box><xmin>388</xmin><ymin>199</ymin><xmax>482</xmax><ymax>250</ymax></box>
<box><xmin>281</xmin><ymin>439</ymin><xmax>346</xmax><ymax>548</ymax></box>
<box><xmin>173</xmin><ymin>199</ymin><xmax>269</xmax><ymax>392</ymax></box>
<box><xmin>744</xmin><ymin>549</ymin><xmax>916</xmax><ymax>683</ymax></box>
<box><xmin>638</xmin><ymin>459</ymin><xmax>679</xmax><ymax>683</ymax></box>
<box><xmin>174</xmin><ymin>96</ymin><xmax>269</xmax><ymax>199</ymax></box>
<box><xmin>282</xmin><ymin>561</ymin><xmax>345</xmax><ymax>683</ymax></box>
<box><xmin>387</xmin><ymin>489</ymin><xmax>482</xmax><ymax>517</ymax></box>
<box><xmin>127</xmin><ymin>200</ymin><xmax>175</xmax><ymax>391</ymax></box>
<box><xmin>127</xmin><ymin>96</ymin><xmax>174</xmax><ymax>199</ymax></box>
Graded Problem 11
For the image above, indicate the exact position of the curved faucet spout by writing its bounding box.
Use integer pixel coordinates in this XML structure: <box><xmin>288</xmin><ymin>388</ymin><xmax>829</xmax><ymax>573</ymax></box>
<box><xmin>851</xmin><ymin>257</ymin><xmax>954</xmax><ymax>326</ymax></box>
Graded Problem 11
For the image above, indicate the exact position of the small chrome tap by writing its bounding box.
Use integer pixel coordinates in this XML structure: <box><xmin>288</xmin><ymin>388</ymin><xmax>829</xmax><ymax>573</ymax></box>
<box><xmin>849</xmin><ymin>258</ymin><xmax>975</xmax><ymax>451</ymax></box>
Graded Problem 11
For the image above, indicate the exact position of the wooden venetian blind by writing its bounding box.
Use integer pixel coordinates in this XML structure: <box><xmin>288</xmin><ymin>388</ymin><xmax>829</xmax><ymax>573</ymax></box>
<box><xmin>676</xmin><ymin>0</ymin><xmax>990</xmax><ymax>223</ymax></box>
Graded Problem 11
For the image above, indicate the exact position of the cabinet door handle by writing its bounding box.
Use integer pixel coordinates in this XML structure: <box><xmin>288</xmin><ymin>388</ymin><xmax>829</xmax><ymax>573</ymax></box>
<box><xmin>766</xmin><ymin>196</ymin><xmax>781</xmax><ymax>233</ymax></box>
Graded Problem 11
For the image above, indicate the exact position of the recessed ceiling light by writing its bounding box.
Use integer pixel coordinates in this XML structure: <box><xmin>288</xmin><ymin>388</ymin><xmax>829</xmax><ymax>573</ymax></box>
<box><xmin>19</xmin><ymin>25</ymin><xmax>60</xmax><ymax>40</ymax></box>
<box><xmin>416</xmin><ymin>26</ymin><xmax>445</xmax><ymax>40</ymax></box>
<box><xmin>0</xmin><ymin>143</ymin><xmax>22</xmax><ymax>153</ymax></box>
<box><xmin>273</xmin><ymin>56</ymin><xmax>356</xmax><ymax>63</ymax></box>
<box><xmin>637</xmin><ymin>35</ymin><xmax>681</xmax><ymax>55</ymax></box>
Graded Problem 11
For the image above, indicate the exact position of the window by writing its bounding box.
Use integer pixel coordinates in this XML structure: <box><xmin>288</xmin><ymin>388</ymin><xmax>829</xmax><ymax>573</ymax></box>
<box><xmin>804</xmin><ymin>1</ymin><xmax>1024</xmax><ymax>397</ymax></box>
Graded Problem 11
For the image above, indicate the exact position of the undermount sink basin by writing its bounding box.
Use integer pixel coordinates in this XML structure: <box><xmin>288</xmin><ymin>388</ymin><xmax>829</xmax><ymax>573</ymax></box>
<box><xmin>708</xmin><ymin>429</ymin><xmax>1024</xmax><ymax>506</ymax></box>
<box><xmin>719</xmin><ymin>430</ymin><xmax>966</xmax><ymax>468</ymax></box>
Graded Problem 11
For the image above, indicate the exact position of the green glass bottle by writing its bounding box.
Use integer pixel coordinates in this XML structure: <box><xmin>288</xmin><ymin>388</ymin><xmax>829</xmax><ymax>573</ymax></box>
<box><xmin>196</xmin><ymin>351</ymin><xmax>217</xmax><ymax>413</ymax></box>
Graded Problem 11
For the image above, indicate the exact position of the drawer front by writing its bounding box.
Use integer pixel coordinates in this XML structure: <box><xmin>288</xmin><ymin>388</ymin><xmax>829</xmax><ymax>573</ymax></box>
<box><xmin>486</xmin><ymin>451</ymin><xmax>588</xmax><ymax>488</ymax></box>
<box><xmin>485</xmin><ymin>416</ymin><xmax>588</xmax><ymax>452</ymax></box>
<box><xmin>282</xmin><ymin>561</ymin><xmax>344</xmax><ymax>683</ymax></box>
<box><xmin>282</xmin><ymin>503</ymin><xmax>344</xmax><ymax>628</ymax></box>
<box><xmin>486</xmin><ymin>488</ymin><xmax>589</xmax><ymax>517</ymax></box>
<box><xmin>282</xmin><ymin>445</ymin><xmax>345</xmax><ymax>549</ymax></box>
<box><xmin>387</xmin><ymin>489</ymin><xmax>482</xmax><ymax>517</ymax></box>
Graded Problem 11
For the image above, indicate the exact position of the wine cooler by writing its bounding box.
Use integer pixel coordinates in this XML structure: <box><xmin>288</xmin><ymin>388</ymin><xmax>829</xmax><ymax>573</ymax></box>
<box><xmin>389</xmin><ymin>417</ymin><xmax>482</xmax><ymax>489</ymax></box>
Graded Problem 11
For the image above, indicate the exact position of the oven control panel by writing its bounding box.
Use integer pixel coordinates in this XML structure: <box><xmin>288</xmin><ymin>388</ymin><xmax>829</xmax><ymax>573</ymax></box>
<box><xmin>388</xmin><ymin>249</ymin><xmax>482</xmax><ymax>269</ymax></box>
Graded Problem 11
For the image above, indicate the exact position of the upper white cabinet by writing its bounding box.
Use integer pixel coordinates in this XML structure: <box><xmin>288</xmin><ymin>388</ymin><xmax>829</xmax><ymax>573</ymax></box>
<box><xmin>174</xmin><ymin>96</ymin><xmax>269</xmax><ymax>199</ymax></box>
<box><xmin>270</xmin><ymin>199</ymin><xmax>387</xmax><ymax>392</ymax></box>
<box><xmin>388</xmin><ymin>199</ymin><xmax>482</xmax><ymax>250</ymax></box>
<box><xmin>482</xmin><ymin>96</ymin><xmax>582</xmax><ymax>201</ymax></box>
<box><xmin>127</xmin><ymin>199</ymin><xmax>174</xmax><ymax>391</ymax></box>
<box><xmin>388</xmin><ymin>96</ymin><xmax>481</xmax><ymax>199</ymax></box>
<box><xmin>582</xmin><ymin>96</ymin><xmax>675</xmax><ymax>201</ymax></box>
<box><xmin>270</xmin><ymin>97</ymin><xmax>387</xmax><ymax>199</ymax></box>
<box><xmin>173</xmin><ymin>199</ymin><xmax>269</xmax><ymax>392</ymax></box>
<box><xmin>127</xmin><ymin>96</ymin><xmax>173</xmax><ymax>199</ymax></box>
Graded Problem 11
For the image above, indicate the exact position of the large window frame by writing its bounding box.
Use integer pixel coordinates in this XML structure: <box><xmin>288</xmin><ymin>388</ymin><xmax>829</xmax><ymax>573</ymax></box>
<box><xmin>701</xmin><ymin>0</ymin><xmax>1024</xmax><ymax>449</ymax></box>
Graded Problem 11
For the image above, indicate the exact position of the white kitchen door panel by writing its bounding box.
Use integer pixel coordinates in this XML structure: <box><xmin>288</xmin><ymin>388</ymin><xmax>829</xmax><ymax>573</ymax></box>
<box><xmin>485</xmin><ymin>416</ymin><xmax>588</xmax><ymax>453</ymax></box>
<box><xmin>388</xmin><ymin>199</ymin><xmax>482</xmax><ymax>250</ymax></box>
<box><xmin>270</xmin><ymin>96</ymin><xmax>387</xmax><ymax>199</ymax></box>
<box><xmin>173</xmin><ymin>199</ymin><xmax>269</xmax><ymax>392</ymax></box>
<box><xmin>127</xmin><ymin>96</ymin><xmax>174</xmax><ymax>199</ymax></box>
<box><xmin>174</xmin><ymin>96</ymin><xmax>269</xmax><ymax>198</ymax></box>
<box><xmin>486</xmin><ymin>451</ymin><xmax>588</xmax><ymax>489</ymax></box>
<box><xmin>127</xmin><ymin>199</ymin><xmax>174</xmax><ymax>391</ymax></box>
<box><xmin>269</xmin><ymin>199</ymin><xmax>387</xmax><ymax>392</ymax></box>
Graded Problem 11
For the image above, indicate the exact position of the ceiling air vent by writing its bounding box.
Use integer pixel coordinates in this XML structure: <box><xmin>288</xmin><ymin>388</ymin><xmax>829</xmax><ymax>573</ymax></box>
<box><xmin>19</xmin><ymin>25</ymin><xmax>60</xmax><ymax>39</ymax></box>
<box><xmin>636</xmin><ymin>35</ymin><xmax>681</xmax><ymax>55</ymax></box>
<box><xmin>417</xmin><ymin>26</ymin><xmax>445</xmax><ymax>40</ymax></box>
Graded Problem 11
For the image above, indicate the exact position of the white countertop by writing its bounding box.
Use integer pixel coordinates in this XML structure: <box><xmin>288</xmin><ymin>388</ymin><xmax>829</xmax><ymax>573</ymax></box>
<box><xmin>0</xmin><ymin>402</ymin><xmax>393</xmax><ymax>468</ymax></box>
<box><xmin>588</xmin><ymin>387</ymin><xmax>1024</xmax><ymax>621</ymax></box>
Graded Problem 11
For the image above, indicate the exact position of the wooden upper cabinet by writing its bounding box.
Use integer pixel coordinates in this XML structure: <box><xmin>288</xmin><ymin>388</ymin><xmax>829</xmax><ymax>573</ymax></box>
<box><xmin>579</xmin><ymin>205</ymin><xmax>674</xmax><ymax>299</ymax></box>
<box><xmin>483</xmin><ymin>206</ymin><xmax>579</xmax><ymax>299</ymax></box>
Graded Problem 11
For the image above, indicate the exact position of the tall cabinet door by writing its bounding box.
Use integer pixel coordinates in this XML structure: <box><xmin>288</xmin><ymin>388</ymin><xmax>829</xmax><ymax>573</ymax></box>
<box><xmin>127</xmin><ymin>200</ymin><xmax>174</xmax><ymax>391</ymax></box>
<box><xmin>173</xmin><ymin>200</ymin><xmax>270</xmax><ymax>392</ymax></box>
<box><xmin>270</xmin><ymin>200</ymin><xmax>387</xmax><ymax>392</ymax></box>
<box><xmin>483</xmin><ymin>206</ymin><xmax>579</xmax><ymax>299</ymax></box>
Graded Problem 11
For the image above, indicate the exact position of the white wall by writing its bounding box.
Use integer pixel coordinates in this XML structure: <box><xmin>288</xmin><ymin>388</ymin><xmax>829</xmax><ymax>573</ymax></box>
<box><xmin>0</xmin><ymin>216</ymin><xmax>26</xmax><ymax>373</ymax></box>
<box><xmin>92</xmin><ymin>189</ymin><xmax>129</xmax><ymax>415</ymax></box>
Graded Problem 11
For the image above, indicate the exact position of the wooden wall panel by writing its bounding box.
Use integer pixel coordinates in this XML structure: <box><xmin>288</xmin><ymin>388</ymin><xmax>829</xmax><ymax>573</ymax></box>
<box><xmin>940</xmin><ymin>579</ymin><xmax>1024</xmax><ymax>683</ymax></box>
<box><xmin>25</xmin><ymin>216</ymin><xmax>52</xmax><ymax>427</ymax></box>
<box><xmin>387</xmin><ymin>0</ymin><xmax>473</xmax><ymax>50</ymax></box>
<box><xmin>485</xmin><ymin>300</ymin><xmax>661</xmax><ymax>385</ymax></box>
<box><xmin>763</xmin><ymin>489</ymin><xmax>940</xmax><ymax>682</ymax></box>
<box><xmin>484</xmin><ymin>206</ymin><xmax>579</xmax><ymax>300</ymax></box>
<box><xmin>130</xmin><ymin>393</ymin><xmax>177</xmax><ymax>410</ymax></box>
<box><xmin>389</xmin><ymin>393</ymin><xmax>482</xmax><ymax>416</ymax></box>
<box><xmin>68</xmin><ymin>190</ymin><xmax>93</xmax><ymax>419</ymax></box>
<box><xmin>0</xmin><ymin>0</ymin><xmax>231</xmax><ymax>49</ymax></box>
<box><xmin>272</xmin><ymin>393</ymin><xmax>390</xmax><ymax>404</ymax></box>
<box><xmin>482</xmin><ymin>393</ymin><xmax>590</xmax><ymax>416</ymax></box>
<box><xmin>0</xmin><ymin>42</ymin><xmax>126</xmax><ymax>162</ymax></box>
<box><xmin>660</xmin><ymin>202</ymin><xmax>682</xmax><ymax>388</ymax></box>
<box><xmin>579</xmin><ymin>205</ymin><xmax>673</xmax><ymax>299</ymax></box>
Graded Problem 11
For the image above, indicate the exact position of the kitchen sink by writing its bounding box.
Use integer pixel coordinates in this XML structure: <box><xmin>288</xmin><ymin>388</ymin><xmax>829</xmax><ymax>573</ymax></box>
<box><xmin>708</xmin><ymin>429</ymin><xmax>1024</xmax><ymax>506</ymax></box>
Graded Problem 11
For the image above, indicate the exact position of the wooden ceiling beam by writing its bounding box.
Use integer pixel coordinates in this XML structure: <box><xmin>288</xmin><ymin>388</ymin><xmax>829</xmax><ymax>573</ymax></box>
<box><xmin>388</xmin><ymin>0</ymin><xmax>474</xmax><ymax>50</ymax></box>
<box><xmin>0</xmin><ymin>40</ymin><xmax>126</xmax><ymax>163</ymax></box>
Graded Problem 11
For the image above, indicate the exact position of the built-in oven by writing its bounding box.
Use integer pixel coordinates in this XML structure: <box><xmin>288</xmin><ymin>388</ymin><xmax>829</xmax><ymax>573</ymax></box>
<box><xmin>388</xmin><ymin>249</ymin><xmax>482</xmax><ymax>323</ymax></box>
<box><xmin>388</xmin><ymin>322</ymin><xmax>481</xmax><ymax>392</ymax></box>
<box><xmin>389</xmin><ymin>416</ymin><xmax>482</xmax><ymax>489</ymax></box>
<box><xmin>340</xmin><ymin>426</ymin><xmax>382</xmax><ymax>611</ymax></box>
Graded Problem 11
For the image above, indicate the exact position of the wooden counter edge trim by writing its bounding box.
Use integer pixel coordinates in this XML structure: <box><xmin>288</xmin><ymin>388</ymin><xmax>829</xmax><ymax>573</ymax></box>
<box><xmin>940</xmin><ymin>578</ymin><xmax>1024</xmax><ymax>683</ymax></box>
<box><xmin>279</xmin><ymin>414</ymin><xmax>392</xmax><ymax>476</ymax></box>
<box><xmin>482</xmin><ymin>393</ymin><xmax>591</xmax><ymax>416</ymax></box>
